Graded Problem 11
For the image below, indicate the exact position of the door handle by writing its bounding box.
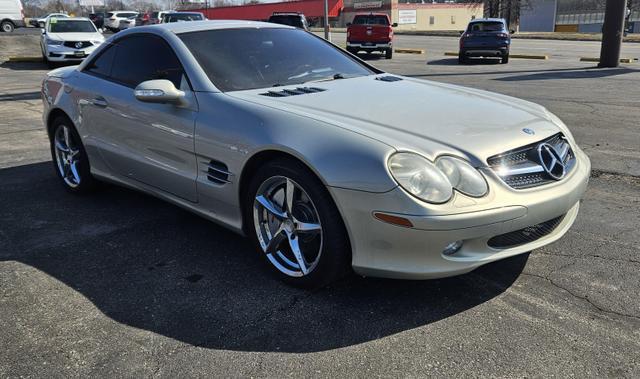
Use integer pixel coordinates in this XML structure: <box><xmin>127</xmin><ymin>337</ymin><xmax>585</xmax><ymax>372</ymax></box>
<box><xmin>91</xmin><ymin>97</ymin><xmax>108</xmax><ymax>108</ymax></box>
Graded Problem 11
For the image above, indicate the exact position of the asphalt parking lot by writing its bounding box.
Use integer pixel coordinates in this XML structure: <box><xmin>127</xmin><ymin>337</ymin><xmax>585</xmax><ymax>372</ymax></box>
<box><xmin>1</xmin><ymin>34</ymin><xmax>639</xmax><ymax>377</ymax></box>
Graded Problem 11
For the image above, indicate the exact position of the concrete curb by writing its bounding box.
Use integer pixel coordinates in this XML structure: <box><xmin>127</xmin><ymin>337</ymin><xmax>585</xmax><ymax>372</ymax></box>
<box><xmin>445</xmin><ymin>52</ymin><xmax>548</xmax><ymax>60</ymax></box>
<box><xmin>580</xmin><ymin>57</ymin><xmax>637</xmax><ymax>63</ymax></box>
<box><xmin>395</xmin><ymin>48</ymin><xmax>425</xmax><ymax>54</ymax></box>
<box><xmin>8</xmin><ymin>56</ymin><xmax>43</xmax><ymax>62</ymax></box>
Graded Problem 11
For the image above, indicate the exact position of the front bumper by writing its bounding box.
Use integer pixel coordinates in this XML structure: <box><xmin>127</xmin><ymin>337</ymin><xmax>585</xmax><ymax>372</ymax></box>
<box><xmin>329</xmin><ymin>147</ymin><xmax>591</xmax><ymax>279</ymax></box>
<box><xmin>45</xmin><ymin>44</ymin><xmax>99</xmax><ymax>62</ymax></box>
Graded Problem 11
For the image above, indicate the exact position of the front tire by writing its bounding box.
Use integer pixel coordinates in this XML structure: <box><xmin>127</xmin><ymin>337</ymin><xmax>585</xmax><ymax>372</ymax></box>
<box><xmin>246</xmin><ymin>158</ymin><xmax>351</xmax><ymax>288</ymax></box>
<box><xmin>502</xmin><ymin>53</ymin><xmax>509</xmax><ymax>64</ymax></box>
<box><xmin>49</xmin><ymin>116</ymin><xmax>98</xmax><ymax>193</ymax></box>
<box><xmin>1</xmin><ymin>21</ymin><xmax>15</xmax><ymax>33</ymax></box>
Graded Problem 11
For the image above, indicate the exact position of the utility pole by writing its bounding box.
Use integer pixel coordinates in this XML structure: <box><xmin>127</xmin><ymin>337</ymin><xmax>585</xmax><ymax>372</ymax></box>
<box><xmin>324</xmin><ymin>0</ymin><xmax>331</xmax><ymax>42</ymax></box>
<box><xmin>599</xmin><ymin>0</ymin><xmax>628</xmax><ymax>68</ymax></box>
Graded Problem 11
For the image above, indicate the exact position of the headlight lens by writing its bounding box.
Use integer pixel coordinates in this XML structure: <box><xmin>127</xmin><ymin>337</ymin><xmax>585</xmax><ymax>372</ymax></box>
<box><xmin>436</xmin><ymin>156</ymin><xmax>488</xmax><ymax>197</ymax></box>
<box><xmin>46</xmin><ymin>38</ymin><xmax>63</xmax><ymax>46</ymax></box>
<box><xmin>388</xmin><ymin>153</ymin><xmax>453</xmax><ymax>203</ymax></box>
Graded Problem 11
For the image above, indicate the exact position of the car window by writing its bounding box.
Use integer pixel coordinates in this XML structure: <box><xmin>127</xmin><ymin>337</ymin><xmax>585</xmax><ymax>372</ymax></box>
<box><xmin>109</xmin><ymin>35</ymin><xmax>186</xmax><ymax>89</ymax></box>
<box><xmin>106</xmin><ymin>12</ymin><xmax>113</xmax><ymax>18</ymax></box>
<box><xmin>179</xmin><ymin>28</ymin><xmax>375</xmax><ymax>92</ymax></box>
<box><xmin>469</xmin><ymin>21</ymin><xmax>504</xmax><ymax>32</ymax></box>
<box><xmin>269</xmin><ymin>15</ymin><xmax>303</xmax><ymax>28</ymax></box>
<box><xmin>167</xmin><ymin>14</ymin><xmax>202</xmax><ymax>22</ymax></box>
<box><xmin>48</xmin><ymin>20</ymin><xmax>96</xmax><ymax>33</ymax></box>
<box><xmin>117</xmin><ymin>12</ymin><xmax>137</xmax><ymax>18</ymax></box>
<box><xmin>353</xmin><ymin>15</ymin><xmax>389</xmax><ymax>25</ymax></box>
<box><xmin>85</xmin><ymin>43</ymin><xmax>117</xmax><ymax>78</ymax></box>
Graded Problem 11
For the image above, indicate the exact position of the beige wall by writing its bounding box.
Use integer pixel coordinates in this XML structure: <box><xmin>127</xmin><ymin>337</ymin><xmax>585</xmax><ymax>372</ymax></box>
<box><xmin>392</xmin><ymin>4</ymin><xmax>483</xmax><ymax>32</ymax></box>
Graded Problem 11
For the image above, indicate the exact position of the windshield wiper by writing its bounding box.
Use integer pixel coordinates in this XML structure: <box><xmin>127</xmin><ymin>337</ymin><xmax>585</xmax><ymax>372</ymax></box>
<box><xmin>303</xmin><ymin>73</ymin><xmax>346</xmax><ymax>84</ymax></box>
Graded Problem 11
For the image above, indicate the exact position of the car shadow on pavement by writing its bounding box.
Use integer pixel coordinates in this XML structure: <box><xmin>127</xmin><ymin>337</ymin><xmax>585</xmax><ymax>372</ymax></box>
<box><xmin>427</xmin><ymin>58</ymin><xmax>502</xmax><ymax>66</ymax></box>
<box><xmin>0</xmin><ymin>91</ymin><xmax>41</xmax><ymax>101</ymax></box>
<box><xmin>495</xmin><ymin>66</ymin><xmax>639</xmax><ymax>81</ymax></box>
<box><xmin>0</xmin><ymin>61</ymin><xmax>48</xmax><ymax>71</ymax></box>
<box><xmin>1</xmin><ymin>161</ymin><xmax>528</xmax><ymax>353</ymax></box>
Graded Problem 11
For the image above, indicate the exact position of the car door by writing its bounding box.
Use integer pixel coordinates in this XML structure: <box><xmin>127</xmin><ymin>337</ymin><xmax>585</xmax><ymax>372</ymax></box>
<box><xmin>79</xmin><ymin>34</ymin><xmax>198</xmax><ymax>202</ymax></box>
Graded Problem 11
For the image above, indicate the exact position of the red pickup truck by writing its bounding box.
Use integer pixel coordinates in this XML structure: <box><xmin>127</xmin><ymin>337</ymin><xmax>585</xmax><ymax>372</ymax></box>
<box><xmin>346</xmin><ymin>13</ymin><xmax>397</xmax><ymax>59</ymax></box>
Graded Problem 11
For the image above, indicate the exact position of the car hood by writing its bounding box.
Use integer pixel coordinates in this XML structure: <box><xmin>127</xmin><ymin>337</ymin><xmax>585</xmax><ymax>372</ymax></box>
<box><xmin>226</xmin><ymin>75</ymin><xmax>564</xmax><ymax>166</ymax></box>
<box><xmin>46</xmin><ymin>32</ymin><xmax>103</xmax><ymax>42</ymax></box>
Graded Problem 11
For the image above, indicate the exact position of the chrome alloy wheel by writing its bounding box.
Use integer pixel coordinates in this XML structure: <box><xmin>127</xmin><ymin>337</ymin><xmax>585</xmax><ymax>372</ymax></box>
<box><xmin>253</xmin><ymin>176</ymin><xmax>323</xmax><ymax>277</ymax></box>
<box><xmin>53</xmin><ymin>125</ymin><xmax>81</xmax><ymax>188</ymax></box>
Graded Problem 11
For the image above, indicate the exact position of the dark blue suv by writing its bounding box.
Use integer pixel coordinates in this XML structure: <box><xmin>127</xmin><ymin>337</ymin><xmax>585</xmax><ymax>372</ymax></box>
<box><xmin>459</xmin><ymin>18</ymin><xmax>512</xmax><ymax>64</ymax></box>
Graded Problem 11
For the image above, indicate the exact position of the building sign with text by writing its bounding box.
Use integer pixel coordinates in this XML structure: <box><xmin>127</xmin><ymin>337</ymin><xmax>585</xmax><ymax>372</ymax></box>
<box><xmin>398</xmin><ymin>9</ymin><xmax>417</xmax><ymax>24</ymax></box>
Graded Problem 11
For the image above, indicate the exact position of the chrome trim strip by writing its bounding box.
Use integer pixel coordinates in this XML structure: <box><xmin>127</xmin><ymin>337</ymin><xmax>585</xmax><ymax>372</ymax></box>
<box><xmin>206</xmin><ymin>164</ymin><xmax>233</xmax><ymax>177</ymax></box>
<box><xmin>495</xmin><ymin>162</ymin><xmax>545</xmax><ymax>177</ymax></box>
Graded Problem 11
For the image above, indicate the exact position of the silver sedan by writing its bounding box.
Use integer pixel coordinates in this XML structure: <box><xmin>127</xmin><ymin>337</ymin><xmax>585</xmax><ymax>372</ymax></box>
<box><xmin>41</xmin><ymin>21</ymin><xmax>590</xmax><ymax>288</ymax></box>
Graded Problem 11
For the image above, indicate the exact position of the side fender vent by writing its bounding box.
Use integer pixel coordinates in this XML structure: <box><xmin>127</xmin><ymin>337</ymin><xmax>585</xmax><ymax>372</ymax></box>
<box><xmin>375</xmin><ymin>76</ymin><xmax>403</xmax><ymax>82</ymax></box>
<box><xmin>260</xmin><ymin>87</ymin><xmax>326</xmax><ymax>97</ymax></box>
<box><xmin>205</xmin><ymin>160</ymin><xmax>232</xmax><ymax>185</ymax></box>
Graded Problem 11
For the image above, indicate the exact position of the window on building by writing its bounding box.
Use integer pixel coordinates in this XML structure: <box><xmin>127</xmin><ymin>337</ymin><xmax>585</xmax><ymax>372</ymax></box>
<box><xmin>429</xmin><ymin>16</ymin><xmax>435</xmax><ymax>25</ymax></box>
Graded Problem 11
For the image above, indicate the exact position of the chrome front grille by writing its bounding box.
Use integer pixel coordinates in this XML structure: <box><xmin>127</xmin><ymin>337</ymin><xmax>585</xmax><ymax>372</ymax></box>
<box><xmin>488</xmin><ymin>133</ymin><xmax>576</xmax><ymax>189</ymax></box>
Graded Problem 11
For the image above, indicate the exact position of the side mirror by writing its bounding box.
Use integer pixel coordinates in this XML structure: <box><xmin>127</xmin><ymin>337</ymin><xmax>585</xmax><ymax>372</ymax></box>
<box><xmin>41</xmin><ymin>28</ymin><xmax>46</xmax><ymax>34</ymax></box>
<box><xmin>134</xmin><ymin>79</ymin><xmax>187</xmax><ymax>106</ymax></box>
<box><xmin>346</xmin><ymin>22</ymin><xmax>351</xmax><ymax>26</ymax></box>
<box><xmin>99</xmin><ymin>28</ymin><xmax>104</xmax><ymax>33</ymax></box>
<box><xmin>392</xmin><ymin>23</ymin><xmax>398</xmax><ymax>27</ymax></box>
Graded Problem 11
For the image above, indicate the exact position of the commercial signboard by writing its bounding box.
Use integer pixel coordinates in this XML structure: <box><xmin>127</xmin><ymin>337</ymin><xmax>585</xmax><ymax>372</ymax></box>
<box><xmin>353</xmin><ymin>1</ymin><xmax>383</xmax><ymax>9</ymax></box>
<box><xmin>398</xmin><ymin>9</ymin><xmax>417</xmax><ymax>24</ymax></box>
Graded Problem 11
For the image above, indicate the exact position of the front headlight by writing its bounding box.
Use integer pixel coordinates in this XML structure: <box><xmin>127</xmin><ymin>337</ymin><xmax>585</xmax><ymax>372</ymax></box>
<box><xmin>46</xmin><ymin>38</ymin><xmax>63</xmax><ymax>46</ymax></box>
<box><xmin>388</xmin><ymin>153</ymin><xmax>453</xmax><ymax>204</ymax></box>
<box><xmin>436</xmin><ymin>156</ymin><xmax>488</xmax><ymax>197</ymax></box>
<box><xmin>91</xmin><ymin>40</ymin><xmax>103</xmax><ymax>45</ymax></box>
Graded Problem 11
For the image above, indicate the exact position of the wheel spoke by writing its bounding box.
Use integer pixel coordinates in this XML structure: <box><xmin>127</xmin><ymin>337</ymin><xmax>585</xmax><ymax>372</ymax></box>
<box><xmin>295</xmin><ymin>219</ymin><xmax>321</xmax><ymax>234</ymax></box>
<box><xmin>63</xmin><ymin>126</ymin><xmax>71</xmax><ymax>149</ymax></box>
<box><xmin>255</xmin><ymin>195</ymin><xmax>287</xmax><ymax>220</ymax></box>
<box><xmin>55</xmin><ymin>139</ymin><xmax>69</xmax><ymax>153</ymax></box>
<box><xmin>265</xmin><ymin>228</ymin><xmax>286</xmax><ymax>254</ymax></box>
<box><xmin>69</xmin><ymin>161</ymin><xmax>81</xmax><ymax>184</ymax></box>
<box><xmin>286</xmin><ymin>232</ymin><xmax>308</xmax><ymax>275</ymax></box>
<box><xmin>284</xmin><ymin>178</ymin><xmax>295</xmax><ymax>215</ymax></box>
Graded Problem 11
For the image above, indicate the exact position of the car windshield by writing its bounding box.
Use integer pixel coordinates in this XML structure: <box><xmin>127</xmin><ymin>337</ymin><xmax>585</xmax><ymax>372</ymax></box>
<box><xmin>179</xmin><ymin>28</ymin><xmax>375</xmax><ymax>92</ymax></box>
<box><xmin>469</xmin><ymin>21</ymin><xmax>504</xmax><ymax>32</ymax></box>
<box><xmin>48</xmin><ymin>20</ymin><xmax>96</xmax><ymax>33</ymax></box>
<box><xmin>353</xmin><ymin>15</ymin><xmax>389</xmax><ymax>25</ymax></box>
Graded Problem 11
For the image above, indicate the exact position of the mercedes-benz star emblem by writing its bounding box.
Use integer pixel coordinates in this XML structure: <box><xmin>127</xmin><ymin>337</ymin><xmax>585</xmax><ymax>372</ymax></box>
<box><xmin>522</xmin><ymin>128</ymin><xmax>535</xmax><ymax>135</ymax></box>
<box><xmin>75</xmin><ymin>42</ymin><xmax>83</xmax><ymax>49</ymax></box>
<box><xmin>537</xmin><ymin>143</ymin><xmax>566</xmax><ymax>180</ymax></box>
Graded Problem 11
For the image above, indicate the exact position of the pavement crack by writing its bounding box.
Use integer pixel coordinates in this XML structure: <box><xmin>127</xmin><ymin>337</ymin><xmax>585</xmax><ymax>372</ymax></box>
<box><xmin>521</xmin><ymin>271</ymin><xmax>640</xmax><ymax>322</ymax></box>
<box><xmin>535</xmin><ymin>250</ymin><xmax>640</xmax><ymax>265</ymax></box>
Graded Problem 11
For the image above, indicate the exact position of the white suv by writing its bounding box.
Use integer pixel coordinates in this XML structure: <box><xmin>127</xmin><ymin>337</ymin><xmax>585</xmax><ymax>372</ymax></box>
<box><xmin>104</xmin><ymin>11</ymin><xmax>138</xmax><ymax>32</ymax></box>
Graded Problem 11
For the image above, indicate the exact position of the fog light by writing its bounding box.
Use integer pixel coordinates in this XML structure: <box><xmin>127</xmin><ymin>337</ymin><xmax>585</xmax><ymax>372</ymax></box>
<box><xmin>442</xmin><ymin>240</ymin><xmax>463</xmax><ymax>256</ymax></box>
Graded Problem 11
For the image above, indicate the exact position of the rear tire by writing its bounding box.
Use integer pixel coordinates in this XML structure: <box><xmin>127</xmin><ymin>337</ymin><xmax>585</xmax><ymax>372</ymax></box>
<box><xmin>385</xmin><ymin>48</ymin><xmax>393</xmax><ymax>59</ymax></box>
<box><xmin>502</xmin><ymin>53</ymin><xmax>509</xmax><ymax>64</ymax></box>
<box><xmin>245</xmin><ymin>158</ymin><xmax>352</xmax><ymax>289</ymax></box>
<box><xmin>1</xmin><ymin>21</ymin><xmax>14</xmax><ymax>33</ymax></box>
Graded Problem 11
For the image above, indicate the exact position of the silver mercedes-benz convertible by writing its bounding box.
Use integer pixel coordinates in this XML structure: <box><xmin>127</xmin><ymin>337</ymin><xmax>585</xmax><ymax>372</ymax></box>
<box><xmin>41</xmin><ymin>21</ymin><xmax>590</xmax><ymax>287</ymax></box>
